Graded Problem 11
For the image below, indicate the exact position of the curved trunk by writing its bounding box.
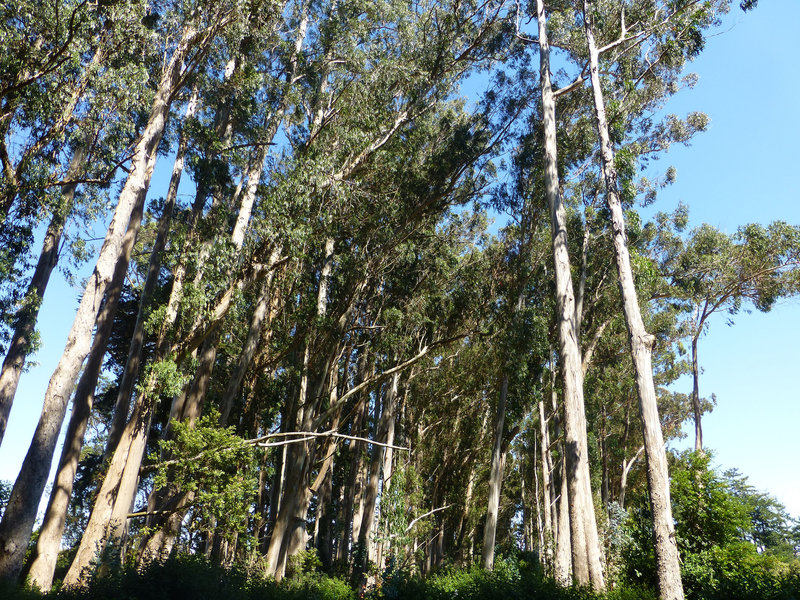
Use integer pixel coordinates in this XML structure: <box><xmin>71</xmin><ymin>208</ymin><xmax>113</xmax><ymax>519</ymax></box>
<box><xmin>0</xmin><ymin>146</ymin><xmax>86</xmax><ymax>447</ymax></box>
<box><xmin>0</xmin><ymin>26</ymin><xmax>188</xmax><ymax>576</ymax></box>
<box><xmin>58</xmin><ymin>27</ymin><xmax>207</xmax><ymax>587</ymax></box>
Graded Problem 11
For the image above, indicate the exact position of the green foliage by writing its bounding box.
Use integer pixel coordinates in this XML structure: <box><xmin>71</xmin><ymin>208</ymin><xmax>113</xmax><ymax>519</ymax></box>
<box><xmin>4</xmin><ymin>555</ymin><xmax>355</xmax><ymax>600</ymax></box>
<box><xmin>153</xmin><ymin>411</ymin><xmax>259</xmax><ymax>536</ymax></box>
<box><xmin>369</xmin><ymin>552</ymin><xmax>657</xmax><ymax>600</ymax></box>
<box><xmin>622</xmin><ymin>451</ymin><xmax>800</xmax><ymax>599</ymax></box>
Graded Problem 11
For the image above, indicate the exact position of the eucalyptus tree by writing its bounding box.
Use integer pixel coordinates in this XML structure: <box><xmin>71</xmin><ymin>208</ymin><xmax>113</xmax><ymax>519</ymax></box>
<box><xmin>531</xmin><ymin>0</ymin><xmax>606</xmax><ymax>586</ymax></box>
<box><xmin>660</xmin><ymin>220</ymin><xmax>800</xmax><ymax>451</ymax></box>
<box><xmin>4</xmin><ymin>0</ymin><xmax>262</xmax><ymax>585</ymax></box>
<box><xmin>0</xmin><ymin>0</ymin><xmax>246</xmax><ymax>581</ymax></box>
<box><xmin>0</xmin><ymin>0</ymin><xmax>152</xmax><ymax>448</ymax></box>
<box><xmin>578</xmin><ymin>0</ymin><xmax>734</xmax><ymax>595</ymax></box>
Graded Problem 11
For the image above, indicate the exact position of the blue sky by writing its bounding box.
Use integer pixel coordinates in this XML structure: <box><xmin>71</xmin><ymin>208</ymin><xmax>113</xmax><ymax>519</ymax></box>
<box><xmin>644</xmin><ymin>0</ymin><xmax>800</xmax><ymax>516</ymax></box>
<box><xmin>1</xmin><ymin>0</ymin><xmax>798</xmax><ymax>522</ymax></box>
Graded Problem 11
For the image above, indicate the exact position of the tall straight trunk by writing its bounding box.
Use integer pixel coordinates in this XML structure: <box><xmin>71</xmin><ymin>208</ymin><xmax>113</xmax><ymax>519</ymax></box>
<box><xmin>482</xmin><ymin>374</ymin><xmax>508</xmax><ymax>570</ymax></box>
<box><xmin>137</xmin><ymin>334</ymin><xmax>219</xmax><ymax>563</ymax></box>
<box><xmin>536</xmin><ymin>0</ymin><xmax>604</xmax><ymax>589</ymax></box>
<box><xmin>691</xmin><ymin>334</ymin><xmax>702</xmax><ymax>452</ymax></box>
<box><xmin>265</xmin><ymin>239</ymin><xmax>335</xmax><ymax>579</ymax></box>
<box><xmin>106</xmin><ymin>90</ymin><xmax>199</xmax><ymax>454</ymax></box>
<box><xmin>456</xmin><ymin>464</ymin><xmax>476</xmax><ymax>564</ymax></box>
<box><xmin>357</xmin><ymin>372</ymin><xmax>399</xmax><ymax>573</ymax></box>
<box><xmin>554</xmin><ymin>452</ymin><xmax>572</xmax><ymax>584</ymax></box>
<box><xmin>0</xmin><ymin>25</ymin><xmax>199</xmax><ymax>581</ymax></box>
<box><xmin>583</xmin><ymin>9</ymin><xmax>683</xmax><ymax>599</ymax></box>
<box><xmin>27</xmin><ymin>190</ymin><xmax>145</xmax><ymax>591</ymax></box>
<box><xmin>313</xmin><ymin>366</ymin><xmax>340</xmax><ymax>569</ymax></box>
<box><xmin>0</xmin><ymin>145</ymin><xmax>86</xmax><ymax>447</ymax></box>
<box><xmin>375</xmin><ymin>379</ymin><xmax>397</xmax><ymax>570</ymax></box>
<box><xmin>339</xmin><ymin>392</ymin><xmax>369</xmax><ymax>562</ymax></box>
<box><xmin>538</xmin><ymin>400</ymin><xmax>554</xmax><ymax>565</ymax></box>
<box><xmin>219</xmin><ymin>248</ymin><xmax>281</xmax><ymax>424</ymax></box>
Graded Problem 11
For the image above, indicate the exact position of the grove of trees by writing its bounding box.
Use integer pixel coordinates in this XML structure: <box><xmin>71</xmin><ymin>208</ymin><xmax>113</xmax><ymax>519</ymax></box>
<box><xmin>0</xmin><ymin>0</ymin><xmax>798</xmax><ymax>599</ymax></box>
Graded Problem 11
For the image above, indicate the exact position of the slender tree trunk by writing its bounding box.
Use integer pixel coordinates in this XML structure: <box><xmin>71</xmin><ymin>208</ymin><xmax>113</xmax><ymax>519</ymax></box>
<box><xmin>456</xmin><ymin>463</ymin><xmax>476</xmax><ymax>564</ymax></box>
<box><xmin>265</xmin><ymin>239</ymin><xmax>335</xmax><ymax>579</ymax></box>
<box><xmin>538</xmin><ymin>400</ymin><xmax>554</xmax><ymax>566</ymax></box>
<box><xmin>106</xmin><ymin>90</ymin><xmax>199</xmax><ymax>454</ymax></box>
<box><xmin>339</xmin><ymin>388</ymin><xmax>369</xmax><ymax>563</ymax></box>
<box><xmin>58</xmin><ymin>28</ymin><xmax>210</xmax><ymax>587</ymax></box>
<box><xmin>583</xmin><ymin>8</ymin><xmax>683</xmax><ymax>598</ymax></box>
<box><xmin>357</xmin><ymin>372</ymin><xmax>399</xmax><ymax>575</ymax></box>
<box><xmin>219</xmin><ymin>249</ymin><xmax>281</xmax><ymax>424</ymax></box>
<box><xmin>691</xmin><ymin>334</ymin><xmax>703</xmax><ymax>452</ymax></box>
<box><xmin>554</xmin><ymin>453</ymin><xmax>572</xmax><ymax>585</ymax></box>
<box><xmin>619</xmin><ymin>445</ymin><xmax>644</xmax><ymax>510</ymax></box>
<box><xmin>536</xmin><ymin>0</ymin><xmax>604</xmax><ymax>588</ymax></box>
<box><xmin>0</xmin><ymin>145</ymin><xmax>86</xmax><ymax>448</ymax></box>
<box><xmin>482</xmin><ymin>374</ymin><xmax>508</xmax><ymax>570</ymax></box>
<box><xmin>27</xmin><ymin>189</ymin><xmax>145</xmax><ymax>591</ymax></box>
<box><xmin>0</xmin><ymin>24</ymin><xmax>199</xmax><ymax>579</ymax></box>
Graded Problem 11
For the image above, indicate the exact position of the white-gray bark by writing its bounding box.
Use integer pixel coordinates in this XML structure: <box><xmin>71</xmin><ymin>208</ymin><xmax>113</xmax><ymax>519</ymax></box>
<box><xmin>481</xmin><ymin>374</ymin><xmax>508</xmax><ymax>570</ymax></box>
<box><xmin>26</xmin><ymin>187</ymin><xmax>145</xmax><ymax>591</ymax></box>
<box><xmin>0</xmin><ymin>25</ymin><xmax>195</xmax><ymax>578</ymax></box>
<box><xmin>536</xmin><ymin>0</ymin><xmax>604</xmax><ymax>588</ymax></box>
<box><xmin>59</xmin><ymin>27</ymin><xmax>208</xmax><ymax>587</ymax></box>
<box><xmin>583</xmin><ymin>6</ymin><xmax>683</xmax><ymax>598</ymax></box>
<box><xmin>0</xmin><ymin>145</ymin><xmax>86</xmax><ymax>448</ymax></box>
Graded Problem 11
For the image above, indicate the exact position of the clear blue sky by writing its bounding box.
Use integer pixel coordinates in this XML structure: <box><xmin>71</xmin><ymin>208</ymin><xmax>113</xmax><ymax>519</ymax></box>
<box><xmin>1</xmin><ymin>0</ymin><xmax>798</xmax><ymax>522</ymax></box>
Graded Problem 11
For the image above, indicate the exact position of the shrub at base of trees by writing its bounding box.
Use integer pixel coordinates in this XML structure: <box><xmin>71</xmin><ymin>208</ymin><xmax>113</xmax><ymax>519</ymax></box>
<box><xmin>3</xmin><ymin>547</ymin><xmax>797</xmax><ymax>600</ymax></box>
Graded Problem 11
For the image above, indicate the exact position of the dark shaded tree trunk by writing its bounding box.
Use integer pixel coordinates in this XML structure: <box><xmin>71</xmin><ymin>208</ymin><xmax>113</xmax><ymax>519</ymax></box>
<box><xmin>0</xmin><ymin>145</ymin><xmax>86</xmax><ymax>448</ymax></box>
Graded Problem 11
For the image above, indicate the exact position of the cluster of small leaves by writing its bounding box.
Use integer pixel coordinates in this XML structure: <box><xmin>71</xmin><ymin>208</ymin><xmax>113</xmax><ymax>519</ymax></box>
<box><xmin>153</xmin><ymin>411</ymin><xmax>259</xmax><ymax>536</ymax></box>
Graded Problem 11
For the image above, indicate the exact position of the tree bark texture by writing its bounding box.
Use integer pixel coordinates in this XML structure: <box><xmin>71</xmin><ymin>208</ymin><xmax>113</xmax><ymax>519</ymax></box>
<box><xmin>0</xmin><ymin>145</ymin><xmax>86</xmax><ymax>448</ymax></box>
<box><xmin>583</xmin><ymin>8</ymin><xmax>683</xmax><ymax>599</ymax></box>
<box><xmin>0</xmin><ymin>47</ymin><xmax>185</xmax><ymax>575</ymax></box>
<box><xmin>27</xmin><ymin>189</ymin><xmax>145</xmax><ymax>591</ymax></box>
<box><xmin>106</xmin><ymin>89</ymin><xmax>199</xmax><ymax>455</ymax></box>
<box><xmin>536</xmin><ymin>0</ymin><xmax>604</xmax><ymax>588</ymax></box>
<box><xmin>58</xmin><ymin>28</ymin><xmax>207</xmax><ymax>587</ymax></box>
<box><xmin>481</xmin><ymin>374</ymin><xmax>508</xmax><ymax>570</ymax></box>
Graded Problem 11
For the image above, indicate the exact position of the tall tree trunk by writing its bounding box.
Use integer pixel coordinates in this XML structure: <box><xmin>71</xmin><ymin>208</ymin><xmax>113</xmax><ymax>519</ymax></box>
<box><xmin>357</xmin><ymin>372</ymin><xmax>399</xmax><ymax>576</ymax></box>
<box><xmin>691</xmin><ymin>334</ymin><xmax>703</xmax><ymax>452</ymax></box>
<box><xmin>554</xmin><ymin>452</ymin><xmax>572</xmax><ymax>585</ymax></box>
<box><xmin>58</xmin><ymin>28</ymin><xmax>209</xmax><ymax>587</ymax></box>
<box><xmin>538</xmin><ymin>399</ymin><xmax>554</xmax><ymax>566</ymax></box>
<box><xmin>0</xmin><ymin>23</ymin><xmax>199</xmax><ymax>580</ymax></box>
<box><xmin>219</xmin><ymin>249</ymin><xmax>281</xmax><ymax>424</ymax></box>
<box><xmin>536</xmin><ymin>0</ymin><xmax>604</xmax><ymax>589</ymax></box>
<box><xmin>456</xmin><ymin>463</ymin><xmax>476</xmax><ymax>564</ymax></box>
<box><xmin>482</xmin><ymin>374</ymin><xmax>508</xmax><ymax>570</ymax></box>
<box><xmin>106</xmin><ymin>89</ymin><xmax>199</xmax><ymax>455</ymax></box>
<box><xmin>0</xmin><ymin>145</ymin><xmax>86</xmax><ymax>447</ymax></box>
<box><xmin>583</xmin><ymin>8</ymin><xmax>683</xmax><ymax>599</ymax></box>
<box><xmin>265</xmin><ymin>239</ymin><xmax>335</xmax><ymax>579</ymax></box>
<box><xmin>27</xmin><ymin>189</ymin><xmax>145</xmax><ymax>591</ymax></box>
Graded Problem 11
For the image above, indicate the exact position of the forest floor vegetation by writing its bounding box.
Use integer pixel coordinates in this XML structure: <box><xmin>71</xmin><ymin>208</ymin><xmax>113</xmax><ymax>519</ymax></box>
<box><xmin>1</xmin><ymin>549</ymin><xmax>798</xmax><ymax>600</ymax></box>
